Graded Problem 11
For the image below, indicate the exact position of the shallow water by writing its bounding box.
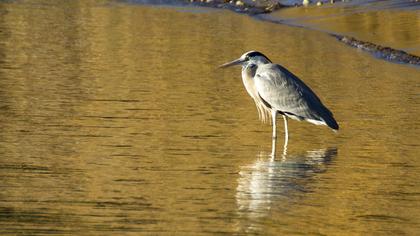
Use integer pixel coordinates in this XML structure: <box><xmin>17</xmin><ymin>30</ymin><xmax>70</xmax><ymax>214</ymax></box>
<box><xmin>270</xmin><ymin>0</ymin><xmax>420</xmax><ymax>56</ymax></box>
<box><xmin>0</xmin><ymin>0</ymin><xmax>419</xmax><ymax>235</ymax></box>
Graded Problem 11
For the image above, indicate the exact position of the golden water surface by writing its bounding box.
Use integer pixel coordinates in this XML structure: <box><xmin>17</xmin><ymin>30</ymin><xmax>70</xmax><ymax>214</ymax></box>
<box><xmin>270</xmin><ymin>0</ymin><xmax>420</xmax><ymax>56</ymax></box>
<box><xmin>0</xmin><ymin>0</ymin><xmax>419</xmax><ymax>235</ymax></box>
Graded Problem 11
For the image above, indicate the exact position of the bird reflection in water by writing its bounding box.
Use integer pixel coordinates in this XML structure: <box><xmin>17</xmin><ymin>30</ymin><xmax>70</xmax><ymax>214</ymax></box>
<box><xmin>236</xmin><ymin>146</ymin><xmax>337</xmax><ymax>232</ymax></box>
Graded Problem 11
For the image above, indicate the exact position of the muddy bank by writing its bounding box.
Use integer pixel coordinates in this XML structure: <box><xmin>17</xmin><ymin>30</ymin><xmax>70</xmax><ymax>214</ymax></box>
<box><xmin>333</xmin><ymin>35</ymin><xmax>420</xmax><ymax>66</ymax></box>
<box><xmin>183</xmin><ymin>0</ymin><xmax>287</xmax><ymax>14</ymax></box>
<box><xmin>182</xmin><ymin>0</ymin><xmax>420</xmax><ymax>66</ymax></box>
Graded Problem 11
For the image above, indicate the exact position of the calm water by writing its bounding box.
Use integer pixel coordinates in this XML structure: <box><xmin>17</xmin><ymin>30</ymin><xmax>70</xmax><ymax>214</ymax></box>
<box><xmin>0</xmin><ymin>0</ymin><xmax>419</xmax><ymax>235</ymax></box>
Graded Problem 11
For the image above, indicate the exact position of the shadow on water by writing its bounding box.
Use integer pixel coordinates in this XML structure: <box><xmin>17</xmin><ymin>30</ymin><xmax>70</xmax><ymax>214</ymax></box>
<box><xmin>236</xmin><ymin>147</ymin><xmax>337</xmax><ymax>233</ymax></box>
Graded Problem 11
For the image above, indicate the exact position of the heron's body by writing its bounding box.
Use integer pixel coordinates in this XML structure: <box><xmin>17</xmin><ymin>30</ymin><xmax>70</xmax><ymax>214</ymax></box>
<box><xmin>249</xmin><ymin>63</ymin><xmax>338</xmax><ymax>129</ymax></box>
<box><xmin>220</xmin><ymin>51</ymin><xmax>339</xmax><ymax>156</ymax></box>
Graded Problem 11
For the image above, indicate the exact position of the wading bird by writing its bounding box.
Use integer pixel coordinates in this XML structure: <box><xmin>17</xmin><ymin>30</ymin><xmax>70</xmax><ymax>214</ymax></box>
<box><xmin>219</xmin><ymin>51</ymin><xmax>338</xmax><ymax>156</ymax></box>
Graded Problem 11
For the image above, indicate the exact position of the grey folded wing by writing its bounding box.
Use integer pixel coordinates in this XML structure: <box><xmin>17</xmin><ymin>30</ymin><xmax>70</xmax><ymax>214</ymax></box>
<box><xmin>254</xmin><ymin>64</ymin><xmax>339</xmax><ymax>130</ymax></box>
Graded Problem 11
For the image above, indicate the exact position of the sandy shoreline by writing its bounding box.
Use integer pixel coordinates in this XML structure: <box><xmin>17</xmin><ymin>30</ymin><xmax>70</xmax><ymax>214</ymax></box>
<box><xmin>183</xmin><ymin>0</ymin><xmax>420</xmax><ymax>66</ymax></box>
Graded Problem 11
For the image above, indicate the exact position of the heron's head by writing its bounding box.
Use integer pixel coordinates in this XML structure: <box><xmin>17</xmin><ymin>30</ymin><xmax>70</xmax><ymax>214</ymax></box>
<box><xmin>219</xmin><ymin>51</ymin><xmax>272</xmax><ymax>69</ymax></box>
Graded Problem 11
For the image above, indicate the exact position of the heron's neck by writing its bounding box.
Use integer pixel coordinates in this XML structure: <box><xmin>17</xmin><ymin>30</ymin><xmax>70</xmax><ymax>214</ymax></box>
<box><xmin>242</xmin><ymin>63</ymin><xmax>257</xmax><ymax>77</ymax></box>
<box><xmin>241</xmin><ymin>65</ymin><xmax>258</xmax><ymax>98</ymax></box>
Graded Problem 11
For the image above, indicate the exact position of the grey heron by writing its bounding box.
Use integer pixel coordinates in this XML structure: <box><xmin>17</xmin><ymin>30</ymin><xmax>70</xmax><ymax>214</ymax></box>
<box><xmin>220</xmin><ymin>51</ymin><xmax>338</xmax><ymax>156</ymax></box>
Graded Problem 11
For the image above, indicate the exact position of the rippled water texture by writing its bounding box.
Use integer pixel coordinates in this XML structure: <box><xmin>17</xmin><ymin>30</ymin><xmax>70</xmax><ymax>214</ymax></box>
<box><xmin>0</xmin><ymin>0</ymin><xmax>419</xmax><ymax>235</ymax></box>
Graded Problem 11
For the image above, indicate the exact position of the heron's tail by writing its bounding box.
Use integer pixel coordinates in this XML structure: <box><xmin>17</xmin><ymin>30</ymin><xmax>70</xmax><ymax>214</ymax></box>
<box><xmin>312</xmin><ymin>101</ymin><xmax>339</xmax><ymax>131</ymax></box>
<box><xmin>327</xmin><ymin>117</ymin><xmax>339</xmax><ymax>131</ymax></box>
<box><xmin>322</xmin><ymin>112</ymin><xmax>339</xmax><ymax>131</ymax></box>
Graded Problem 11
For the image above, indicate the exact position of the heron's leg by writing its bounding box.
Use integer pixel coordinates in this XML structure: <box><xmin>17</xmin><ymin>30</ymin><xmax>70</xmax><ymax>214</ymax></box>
<box><xmin>271</xmin><ymin>110</ymin><xmax>277</xmax><ymax>139</ymax></box>
<box><xmin>270</xmin><ymin>110</ymin><xmax>277</xmax><ymax>157</ymax></box>
<box><xmin>282</xmin><ymin>115</ymin><xmax>288</xmax><ymax>146</ymax></box>
<box><xmin>282</xmin><ymin>115</ymin><xmax>288</xmax><ymax>159</ymax></box>
<box><xmin>271</xmin><ymin>136</ymin><xmax>276</xmax><ymax>159</ymax></box>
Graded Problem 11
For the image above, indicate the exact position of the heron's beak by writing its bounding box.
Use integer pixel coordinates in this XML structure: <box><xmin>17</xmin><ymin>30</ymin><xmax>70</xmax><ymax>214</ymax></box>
<box><xmin>219</xmin><ymin>58</ymin><xmax>243</xmax><ymax>68</ymax></box>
